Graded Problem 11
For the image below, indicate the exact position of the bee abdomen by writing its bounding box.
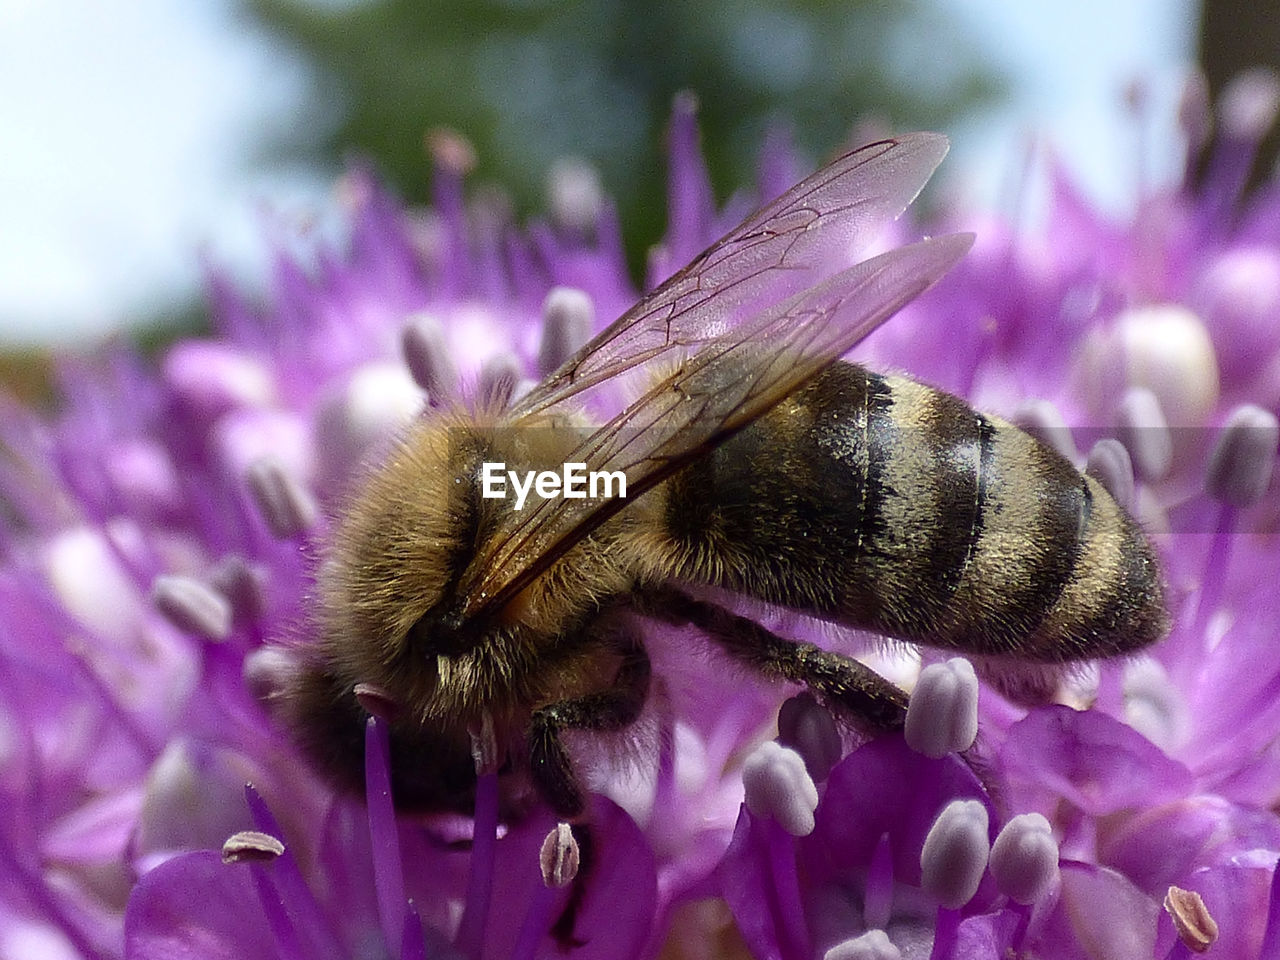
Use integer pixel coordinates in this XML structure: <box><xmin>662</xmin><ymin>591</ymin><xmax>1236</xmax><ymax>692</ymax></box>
<box><xmin>661</xmin><ymin>362</ymin><xmax>1166</xmax><ymax>663</ymax></box>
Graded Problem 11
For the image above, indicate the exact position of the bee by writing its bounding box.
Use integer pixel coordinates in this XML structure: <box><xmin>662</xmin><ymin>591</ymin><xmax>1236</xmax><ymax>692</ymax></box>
<box><xmin>282</xmin><ymin>132</ymin><xmax>1166</xmax><ymax>845</ymax></box>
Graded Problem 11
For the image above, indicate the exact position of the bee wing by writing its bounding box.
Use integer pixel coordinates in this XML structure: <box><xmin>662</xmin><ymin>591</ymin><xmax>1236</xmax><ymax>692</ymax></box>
<box><xmin>461</xmin><ymin>232</ymin><xmax>974</xmax><ymax>619</ymax></box>
<box><xmin>509</xmin><ymin>132</ymin><xmax>952</xmax><ymax>419</ymax></box>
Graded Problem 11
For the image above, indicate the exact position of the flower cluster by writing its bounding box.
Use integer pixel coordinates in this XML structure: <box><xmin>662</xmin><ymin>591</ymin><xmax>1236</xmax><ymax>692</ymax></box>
<box><xmin>2</xmin><ymin>76</ymin><xmax>1280</xmax><ymax>960</ymax></box>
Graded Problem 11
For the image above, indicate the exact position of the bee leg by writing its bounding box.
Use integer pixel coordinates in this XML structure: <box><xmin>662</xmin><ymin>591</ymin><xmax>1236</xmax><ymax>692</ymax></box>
<box><xmin>639</xmin><ymin>586</ymin><xmax>908</xmax><ymax>734</ymax></box>
<box><xmin>528</xmin><ymin>637</ymin><xmax>652</xmax><ymax>816</ymax></box>
<box><xmin>528</xmin><ymin>637</ymin><xmax>650</xmax><ymax>949</ymax></box>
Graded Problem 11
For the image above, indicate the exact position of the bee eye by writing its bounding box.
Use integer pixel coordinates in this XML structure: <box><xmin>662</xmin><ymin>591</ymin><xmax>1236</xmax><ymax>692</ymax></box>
<box><xmin>407</xmin><ymin>604</ymin><xmax>470</xmax><ymax>656</ymax></box>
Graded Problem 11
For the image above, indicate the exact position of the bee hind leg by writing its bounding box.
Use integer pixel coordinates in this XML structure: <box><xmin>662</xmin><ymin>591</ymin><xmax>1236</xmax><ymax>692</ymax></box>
<box><xmin>639</xmin><ymin>586</ymin><xmax>908</xmax><ymax>735</ymax></box>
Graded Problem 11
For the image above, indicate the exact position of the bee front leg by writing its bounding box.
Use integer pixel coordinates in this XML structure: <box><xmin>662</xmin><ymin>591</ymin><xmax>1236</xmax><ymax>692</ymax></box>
<box><xmin>528</xmin><ymin>635</ymin><xmax>652</xmax><ymax>818</ymax></box>
<box><xmin>527</xmin><ymin>636</ymin><xmax>650</xmax><ymax>950</ymax></box>
<box><xmin>639</xmin><ymin>586</ymin><xmax>908</xmax><ymax>735</ymax></box>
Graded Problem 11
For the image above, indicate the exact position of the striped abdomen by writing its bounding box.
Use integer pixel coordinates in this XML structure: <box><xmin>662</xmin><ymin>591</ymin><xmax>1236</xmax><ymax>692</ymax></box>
<box><xmin>658</xmin><ymin>362</ymin><xmax>1167</xmax><ymax>664</ymax></box>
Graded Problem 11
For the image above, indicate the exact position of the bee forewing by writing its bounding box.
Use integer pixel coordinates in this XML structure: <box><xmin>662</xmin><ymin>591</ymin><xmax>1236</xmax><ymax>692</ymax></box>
<box><xmin>463</xmin><ymin>232</ymin><xmax>975</xmax><ymax>620</ymax></box>
<box><xmin>510</xmin><ymin>133</ymin><xmax>951</xmax><ymax>419</ymax></box>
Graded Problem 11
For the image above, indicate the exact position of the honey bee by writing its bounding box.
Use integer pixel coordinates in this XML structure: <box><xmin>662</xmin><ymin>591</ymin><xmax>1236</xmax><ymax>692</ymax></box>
<box><xmin>282</xmin><ymin>132</ymin><xmax>1166</xmax><ymax>846</ymax></box>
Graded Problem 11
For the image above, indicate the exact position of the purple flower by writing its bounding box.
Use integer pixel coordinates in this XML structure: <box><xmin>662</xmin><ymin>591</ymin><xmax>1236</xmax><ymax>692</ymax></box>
<box><xmin>4</xmin><ymin>75</ymin><xmax>1280</xmax><ymax>960</ymax></box>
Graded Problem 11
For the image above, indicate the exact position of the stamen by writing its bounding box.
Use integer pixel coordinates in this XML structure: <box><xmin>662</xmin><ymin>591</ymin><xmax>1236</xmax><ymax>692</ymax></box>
<box><xmin>1163</xmin><ymin>885</ymin><xmax>1218</xmax><ymax>953</ymax></box>
<box><xmin>151</xmin><ymin>575</ymin><xmax>231</xmax><ymax>641</ymax></box>
<box><xmin>1205</xmin><ymin>404</ymin><xmax>1279</xmax><ymax>507</ymax></box>
<box><xmin>742</xmin><ymin>741</ymin><xmax>819</xmax><ymax>837</ymax></box>
<box><xmin>457</xmin><ymin>714</ymin><xmax>500</xmax><ymax>959</ymax></box>
<box><xmin>400</xmin><ymin>312</ymin><xmax>457</xmax><ymax>401</ymax></box>
<box><xmin>863</xmin><ymin>833</ymin><xmax>894</xmax><ymax>930</ymax></box>
<box><xmin>1199</xmin><ymin>69</ymin><xmax>1280</xmax><ymax>236</ymax></box>
<box><xmin>1177</xmin><ymin>69</ymin><xmax>1212</xmax><ymax>170</ymax></box>
<box><xmin>777</xmin><ymin>692</ymin><xmax>842</xmax><ymax>783</ymax></box>
<box><xmin>1116</xmin><ymin>387</ymin><xmax>1172</xmax><ymax>483</ymax></box>
<box><xmin>476</xmin><ymin>353</ymin><xmax>522</xmax><ymax>411</ymax></box>
<box><xmin>905</xmin><ymin>658</ymin><xmax>979</xmax><ymax>759</ymax></box>
<box><xmin>920</xmin><ymin>799</ymin><xmax>989</xmax><ymax>909</ymax></box>
<box><xmin>365</xmin><ymin>716</ymin><xmax>406</xmax><ymax>954</ymax></box>
<box><xmin>1086</xmin><ymin>439</ymin><xmax>1135</xmax><ymax>511</ymax></box>
<box><xmin>1012</xmin><ymin>400</ymin><xmax>1078</xmax><ymax>463</ymax></box>
<box><xmin>539</xmin><ymin>822</ymin><xmax>580</xmax><ymax>887</ymax></box>
<box><xmin>512</xmin><ymin>881</ymin><xmax>560</xmax><ymax>960</ymax></box>
<box><xmin>246</xmin><ymin>456</ymin><xmax>318</xmax><ymax>539</ymax></box>
<box><xmin>538</xmin><ymin>287</ymin><xmax>595</xmax><ymax>376</ymax></box>
<box><xmin>426</xmin><ymin>128</ymin><xmax>474</xmax><ymax>294</ymax></box>
<box><xmin>548</xmin><ymin>157</ymin><xmax>605</xmax><ymax>235</ymax></box>
<box><xmin>401</xmin><ymin>904</ymin><xmax>426</xmax><ymax>960</ymax></box>
<box><xmin>221</xmin><ymin>830</ymin><xmax>285</xmax><ymax>864</ymax></box>
<box><xmin>824</xmin><ymin>929</ymin><xmax>902</xmax><ymax>960</ymax></box>
<box><xmin>989</xmin><ymin>813</ymin><xmax>1059</xmax><ymax>904</ymax></box>
<box><xmin>242</xmin><ymin>786</ymin><xmax>344</xmax><ymax>959</ymax></box>
<box><xmin>665</xmin><ymin>90</ymin><xmax>714</xmax><ymax>268</ymax></box>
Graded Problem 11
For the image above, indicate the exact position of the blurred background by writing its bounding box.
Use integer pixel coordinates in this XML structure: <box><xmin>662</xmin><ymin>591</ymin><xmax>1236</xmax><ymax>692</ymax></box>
<box><xmin>1</xmin><ymin>0</ymin><xmax>1265</xmax><ymax>389</ymax></box>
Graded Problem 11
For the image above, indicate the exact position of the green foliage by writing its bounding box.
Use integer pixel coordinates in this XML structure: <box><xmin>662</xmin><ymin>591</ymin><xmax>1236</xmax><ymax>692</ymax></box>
<box><xmin>245</xmin><ymin>0</ymin><xmax>1000</xmax><ymax>276</ymax></box>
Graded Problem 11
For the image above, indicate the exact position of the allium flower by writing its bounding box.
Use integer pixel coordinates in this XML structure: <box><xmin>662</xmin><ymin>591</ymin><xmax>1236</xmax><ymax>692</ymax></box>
<box><xmin>4</xmin><ymin>76</ymin><xmax>1280</xmax><ymax>960</ymax></box>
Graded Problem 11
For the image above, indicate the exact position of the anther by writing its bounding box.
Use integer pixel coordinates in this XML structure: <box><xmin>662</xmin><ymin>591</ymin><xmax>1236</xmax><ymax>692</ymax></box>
<box><xmin>1205</xmin><ymin>404</ymin><xmax>1279</xmax><ymax>507</ymax></box>
<box><xmin>426</xmin><ymin>128</ymin><xmax>477</xmax><ymax>177</ymax></box>
<box><xmin>548</xmin><ymin>158</ymin><xmax>605</xmax><ymax>236</ymax></box>
<box><xmin>210</xmin><ymin>555</ymin><xmax>267</xmax><ymax>623</ymax></box>
<box><xmin>1220</xmin><ymin>67</ymin><xmax>1280</xmax><ymax>143</ymax></box>
<box><xmin>920</xmin><ymin>799</ymin><xmax>989</xmax><ymax>910</ymax></box>
<box><xmin>823</xmin><ymin>929</ymin><xmax>901</xmax><ymax>960</ymax></box>
<box><xmin>354</xmin><ymin>683</ymin><xmax>402</xmax><ymax>722</ymax></box>
<box><xmin>777</xmin><ymin>692</ymin><xmax>843</xmax><ymax>783</ymax></box>
<box><xmin>904</xmin><ymin>658</ymin><xmax>979</xmax><ymax>759</ymax></box>
<box><xmin>221</xmin><ymin>830</ymin><xmax>285</xmax><ymax>864</ymax></box>
<box><xmin>477</xmin><ymin>353</ymin><xmax>522</xmax><ymax>411</ymax></box>
<box><xmin>1116</xmin><ymin>387</ymin><xmax>1173</xmax><ymax>483</ymax></box>
<box><xmin>1164</xmin><ymin>885</ymin><xmax>1218</xmax><ymax>953</ymax></box>
<box><xmin>246</xmin><ymin>456</ymin><xmax>317</xmax><ymax>539</ymax></box>
<box><xmin>314</xmin><ymin>362</ymin><xmax>424</xmax><ymax>491</ymax></box>
<box><xmin>1012</xmin><ymin>400</ymin><xmax>1078</xmax><ymax>462</ymax></box>
<box><xmin>242</xmin><ymin>647</ymin><xmax>297</xmax><ymax>703</ymax></box>
<box><xmin>470</xmin><ymin>713</ymin><xmax>499</xmax><ymax>776</ymax></box>
<box><xmin>742</xmin><ymin>742</ymin><xmax>819</xmax><ymax>837</ymax></box>
<box><xmin>152</xmin><ymin>575</ymin><xmax>232</xmax><ymax>641</ymax></box>
<box><xmin>1086</xmin><ymin>439</ymin><xmax>1135</xmax><ymax>511</ymax></box>
<box><xmin>538</xmin><ymin>287</ymin><xmax>595</xmax><ymax>376</ymax></box>
<box><xmin>162</xmin><ymin>342</ymin><xmax>275</xmax><ymax>422</ymax></box>
<box><xmin>539</xmin><ymin>823</ymin><xmax>580</xmax><ymax>888</ymax></box>
<box><xmin>401</xmin><ymin>312</ymin><xmax>457</xmax><ymax>400</ymax></box>
<box><xmin>989</xmin><ymin>813</ymin><xmax>1059</xmax><ymax>905</ymax></box>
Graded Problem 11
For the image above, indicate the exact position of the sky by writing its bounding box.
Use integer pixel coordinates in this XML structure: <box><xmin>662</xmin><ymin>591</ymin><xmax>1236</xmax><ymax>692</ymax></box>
<box><xmin>0</xmin><ymin>0</ymin><xmax>1199</xmax><ymax>345</ymax></box>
